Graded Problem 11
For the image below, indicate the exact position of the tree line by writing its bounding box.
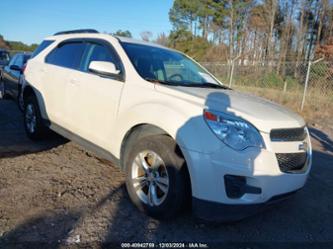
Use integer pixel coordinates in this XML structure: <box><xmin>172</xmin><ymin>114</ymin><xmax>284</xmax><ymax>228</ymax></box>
<box><xmin>0</xmin><ymin>35</ymin><xmax>38</xmax><ymax>52</ymax></box>
<box><xmin>2</xmin><ymin>0</ymin><xmax>333</xmax><ymax>66</ymax></box>
<box><xmin>161</xmin><ymin>0</ymin><xmax>333</xmax><ymax>67</ymax></box>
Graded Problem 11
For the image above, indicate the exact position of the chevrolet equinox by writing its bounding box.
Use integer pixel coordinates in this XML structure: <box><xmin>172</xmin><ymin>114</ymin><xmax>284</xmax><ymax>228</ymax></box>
<box><xmin>22</xmin><ymin>29</ymin><xmax>312</xmax><ymax>222</ymax></box>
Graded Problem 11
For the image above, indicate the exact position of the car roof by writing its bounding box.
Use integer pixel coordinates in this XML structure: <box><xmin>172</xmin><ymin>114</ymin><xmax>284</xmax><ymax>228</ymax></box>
<box><xmin>44</xmin><ymin>33</ymin><xmax>172</xmax><ymax>51</ymax></box>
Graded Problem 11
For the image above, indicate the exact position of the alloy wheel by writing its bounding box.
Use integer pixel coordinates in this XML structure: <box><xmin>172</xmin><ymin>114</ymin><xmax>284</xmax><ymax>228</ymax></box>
<box><xmin>25</xmin><ymin>103</ymin><xmax>37</xmax><ymax>134</ymax></box>
<box><xmin>131</xmin><ymin>150</ymin><xmax>169</xmax><ymax>207</ymax></box>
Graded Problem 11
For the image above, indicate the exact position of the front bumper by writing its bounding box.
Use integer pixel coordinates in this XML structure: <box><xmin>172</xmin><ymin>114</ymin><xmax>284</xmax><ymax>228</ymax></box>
<box><xmin>181</xmin><ymin>130</ymin><xmax>312</xmax><ymax>221</ymax></box>
<box><xmin>193</xmin><ymin>189</ymin><xmax>299</xmax><ymax>222</ymax></box>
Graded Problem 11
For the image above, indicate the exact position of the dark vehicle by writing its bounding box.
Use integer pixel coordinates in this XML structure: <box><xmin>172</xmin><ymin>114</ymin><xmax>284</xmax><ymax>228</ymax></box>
<box><xmin>0</xmin><ymin>49</ymin><xmax>10</xmax><ymax>86</ymax></box>
<box><xmin>0</xmin><ymin>49</ymin><xmax>10</xmax><ymax>69</ymax></box>
<box><xmin>0</xmin><ymin>52</ymin><xmax>31</xmax><ymax>110</ymax></box>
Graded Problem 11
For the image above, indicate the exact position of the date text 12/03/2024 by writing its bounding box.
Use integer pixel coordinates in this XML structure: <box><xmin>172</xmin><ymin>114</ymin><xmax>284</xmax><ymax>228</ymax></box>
<box><xmin>120</xmin><ymin>242</ymin><xmax>209</xmax><ymax>248</ymax></box>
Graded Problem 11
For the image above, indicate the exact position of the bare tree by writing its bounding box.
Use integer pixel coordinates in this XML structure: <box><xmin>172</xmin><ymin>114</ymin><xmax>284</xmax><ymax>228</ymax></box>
<box><xmin>266</xmin><ymin>0</ymin><xmax>277</xmax><ymax>61</ymax></box>
<box><xmin>277</xmin><ymin>0</ymin><xmax>296</xmax><ymax>75</ymax></box>
<box><xmin>155</xmin><ymin>33</ymin><xmax>169</xmax><ymax>46</ymax></box>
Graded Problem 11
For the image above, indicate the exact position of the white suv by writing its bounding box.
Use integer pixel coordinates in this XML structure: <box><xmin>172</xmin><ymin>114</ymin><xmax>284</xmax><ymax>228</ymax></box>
<box><xmin>22</xmin><ymin>29</ymin><xmax>312</xmax><ymax>222</ymax></box>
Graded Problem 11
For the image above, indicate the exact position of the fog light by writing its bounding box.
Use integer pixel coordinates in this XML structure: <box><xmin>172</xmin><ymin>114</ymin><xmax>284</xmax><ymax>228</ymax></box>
<box><xmin>224</xmin><ymin>175</ymin><xmax>262</xmax><ymax>199</ymax></box>
<box><xmin>224</xmin><ymin>175</ymin><xmax>246</xmax><ymax>198</ymax></box>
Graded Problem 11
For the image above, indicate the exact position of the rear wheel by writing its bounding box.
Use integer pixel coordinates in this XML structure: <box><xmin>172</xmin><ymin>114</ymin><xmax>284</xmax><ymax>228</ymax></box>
<box><xmin>0</xmin><ymin>81</ymin><xmax>8</xmax><ymax>99</ymax></box>
<box><xmin>24</xmin><ymin>95</ymin><xmax>47</xmax><ymax>140</ymax></box>
<box><xmin>124</xmin><ymin>135</ymin><xmax>189</xmax><ymax>219</ymax></box>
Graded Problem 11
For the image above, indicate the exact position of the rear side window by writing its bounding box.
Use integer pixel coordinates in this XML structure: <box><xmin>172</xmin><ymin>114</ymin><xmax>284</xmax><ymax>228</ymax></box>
<box><xmin>46</xmin><ymin>42</ymin><xmax>86</xmax><ymax>69</ymax></box>
<box><xmin>31</xmin><ymin>40</ymin><xmax>54</xmax><ymax>59</ymax></box>
<box><xmin>81</xmin><ymin>43</ymin><xmax>119</xmax><ymax>72</ymax></box>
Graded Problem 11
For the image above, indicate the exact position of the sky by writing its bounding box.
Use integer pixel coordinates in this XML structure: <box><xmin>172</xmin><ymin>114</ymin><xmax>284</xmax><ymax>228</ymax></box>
<box><xmin>0</xmin><ymin>0</ymin><xmax>173</xmax><ymax>45</ymax></box>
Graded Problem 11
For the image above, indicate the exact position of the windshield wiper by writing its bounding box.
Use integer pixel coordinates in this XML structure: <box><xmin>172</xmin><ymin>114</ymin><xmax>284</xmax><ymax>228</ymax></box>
<box><xmin>183</xmin><ymin>82</ymin><xmax>231</xmax><ymax>90</ymax></box>
<box><xmin>144</xmin><ymin>78</ymin><xmax>230</xmax><ymax>90</ymax></box>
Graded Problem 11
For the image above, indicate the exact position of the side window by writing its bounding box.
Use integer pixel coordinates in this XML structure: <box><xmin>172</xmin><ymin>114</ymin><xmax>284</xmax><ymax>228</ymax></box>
<box><xmin>81</xmin><ymin>43</ymin><xmax>120</xmax><ymax>72</ymax></box>
<box><xmin>31</xmin><ymin>40</ymin><xmax>54</xmax><ymax>59</ymax></box>
<box><xmin>8</xmin><ymin>54</ymin><xmax>18</xmax><ymax>67</ymax></box>
<box><xmin>14</xmin><ymin>55</ymin><xmax>24</xmax><ymax>67</ymax></box>
<box><xmin>46</xmin><ymin>42</ymin><xmax>86</xmax><ymax>70</ymax></box>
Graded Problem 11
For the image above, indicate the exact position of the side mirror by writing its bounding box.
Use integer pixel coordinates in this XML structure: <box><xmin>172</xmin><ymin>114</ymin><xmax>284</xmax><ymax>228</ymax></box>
<box><xmin>89</xmin><ymin>61</ymin><xmax>120</xmax><ymax>76</ymax></box>
<box><xmin>10</xmin><ymin>65</ymin><xmax>22</xmax><ymax>72</ymax></box>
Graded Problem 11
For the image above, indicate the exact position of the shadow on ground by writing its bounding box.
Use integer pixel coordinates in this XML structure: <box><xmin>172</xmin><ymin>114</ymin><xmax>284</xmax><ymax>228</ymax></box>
<box><xmin>0</xmin><ymin>99</ymin><xmax>67</xmax><ymax>158</ymax></box>
<box><xmin>309</xmin><ymin>127</ymin><xmax>333</xmax><ymax>154</ymax></box>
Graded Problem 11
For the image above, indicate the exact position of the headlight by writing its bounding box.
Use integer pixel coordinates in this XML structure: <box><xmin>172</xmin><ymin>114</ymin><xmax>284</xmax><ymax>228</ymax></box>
<box><xmin>203</xmin><ymin>109</ymin><xmax>265</xmax><ymax>150</ymax></box>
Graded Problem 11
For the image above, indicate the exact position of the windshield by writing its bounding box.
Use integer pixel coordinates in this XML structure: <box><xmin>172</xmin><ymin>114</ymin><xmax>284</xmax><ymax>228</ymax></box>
<box><xmin>0</xmin><ymin>51</ymin><xmax>10</xmax><ymax>64</ymax></box>
<box><xmin>121</xmin><ymin>42</ymin><xmax>222</xmax><ymax>87</ymax></box>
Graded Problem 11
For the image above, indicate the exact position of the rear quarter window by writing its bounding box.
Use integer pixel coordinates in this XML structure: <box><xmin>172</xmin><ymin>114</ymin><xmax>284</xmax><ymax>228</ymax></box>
<box><xmin>31</xmin><ymin>40</ymin><xmax>54</xmax><ymax>59</ymax></box>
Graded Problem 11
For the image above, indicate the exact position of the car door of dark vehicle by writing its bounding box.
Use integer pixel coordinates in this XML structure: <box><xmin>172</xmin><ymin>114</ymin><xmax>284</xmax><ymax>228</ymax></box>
<box><xmin>3</xmin><ymin>54</ymin><xmax>26</xmax><ymax>98</ymax></box>
<box><xmin>3</xmin><ymin>54</ymin><xmax>19</xmax><ymax>98</ymax></box>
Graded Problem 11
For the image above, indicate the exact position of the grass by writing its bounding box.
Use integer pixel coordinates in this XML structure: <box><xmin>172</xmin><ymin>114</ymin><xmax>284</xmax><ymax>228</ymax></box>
<box><xmin>233</xmin><ymin>85</ymin><xmax>333</xmax><ymax>126</ymax></box>
<box><xmin>211</xmin><ymin>69</ymin><xmax>332</xmax><ymax>125</ymax></box>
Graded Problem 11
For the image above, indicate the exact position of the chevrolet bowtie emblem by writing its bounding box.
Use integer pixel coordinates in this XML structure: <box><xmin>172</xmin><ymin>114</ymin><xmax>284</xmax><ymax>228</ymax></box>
<box><xmin>299</xmin><ymin>141</ymin><xmax>308</xmax><ymax>151</ymax></box>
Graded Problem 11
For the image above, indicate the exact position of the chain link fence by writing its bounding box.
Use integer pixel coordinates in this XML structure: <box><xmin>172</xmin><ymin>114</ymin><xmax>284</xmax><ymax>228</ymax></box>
<box><xmin>4</xmin><ymin>50</ymin><xmax>332</xmax><ymax>123</ymax></box>
<box><xmin>202</xmin><ymin>59</ymin><xmax>333</xmax><ymax>123</ymax></box>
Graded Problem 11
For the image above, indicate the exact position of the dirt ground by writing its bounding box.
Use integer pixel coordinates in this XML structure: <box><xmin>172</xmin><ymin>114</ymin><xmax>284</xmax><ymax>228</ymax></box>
<box><xmin>0</xmin><ymin>99</ymin><xmax>333</xmax><ymax>248</ymax></box>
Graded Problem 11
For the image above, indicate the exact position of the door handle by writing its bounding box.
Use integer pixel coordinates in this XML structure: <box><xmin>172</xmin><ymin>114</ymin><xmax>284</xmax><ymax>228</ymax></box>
<box><xmin>70</xmin><ymin>79</ymin><xmax>78</xmax><ymax>85</ymax></box>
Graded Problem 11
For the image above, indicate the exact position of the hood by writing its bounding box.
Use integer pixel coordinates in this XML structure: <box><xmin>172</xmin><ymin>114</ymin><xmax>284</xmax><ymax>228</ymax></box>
<box><xmin>155</xmin><ymin>85</ymin><xmax>305</xmax><ymax>133</ymax></box>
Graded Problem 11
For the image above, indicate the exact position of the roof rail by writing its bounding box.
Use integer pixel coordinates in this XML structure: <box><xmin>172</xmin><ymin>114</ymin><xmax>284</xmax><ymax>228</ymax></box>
<box><xmin>54</xmin><ymin>29</ymin><xmax>99</xmax><ymax>36</ymax></box>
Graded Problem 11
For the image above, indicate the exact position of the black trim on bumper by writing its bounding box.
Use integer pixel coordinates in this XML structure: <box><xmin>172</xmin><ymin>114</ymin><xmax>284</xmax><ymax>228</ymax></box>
<box><xmin>193</xmin><ymin>190</ymin><xmax>299</xmax><ymax>223</ymax></box>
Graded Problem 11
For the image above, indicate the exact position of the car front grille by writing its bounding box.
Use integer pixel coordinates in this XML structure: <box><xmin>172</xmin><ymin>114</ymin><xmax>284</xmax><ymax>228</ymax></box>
<box><xmin>270</xmin><ymin>127</ymin><xmax>306</xmax><ymax>142</ymax></box>
<box><xmin>276</xmin><ymin>152</ymin><xmax>307</xmax><ymax>173</ymax></box>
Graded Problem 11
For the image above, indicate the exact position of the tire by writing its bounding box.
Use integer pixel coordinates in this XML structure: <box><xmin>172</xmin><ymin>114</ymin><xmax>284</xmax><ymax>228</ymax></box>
<box><xmin>124</xmin><ymin>135</ymin><xmax>190</xmax><ymax>219</ymax></box>
<box><xmin>0</xmin><ymin>73</ymin><xmax>3</xmax><ymax>99</ymax></box>
<box><xmin>24</xmin><ymin>95</ymin><xmax>47</xmax><ymax>140</ymax></box>
<box><xmin>0</xmin><ymin>81</ymin><xmax>9</xmax><ymax>99</ymax></box>
<box><xmin>0</xmin><ymin>82</ymin><xmax>3</xmax><ymax>99</ymax></box>
<box><xmin>17</xmin><ymin>86</ymin><xmax>25</xmax><ymax>112</ymax></box>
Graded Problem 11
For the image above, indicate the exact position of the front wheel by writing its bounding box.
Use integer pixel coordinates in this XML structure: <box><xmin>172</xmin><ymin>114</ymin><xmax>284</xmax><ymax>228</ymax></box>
<box><xmin>124</xmin><ymin>135</ymin><xmax>190</xmax><ymax>219</ymax></box>
<box><xmin>17</xmin><ymin>87</ymin><xmax>25</xmax><ymax>112</ymax></box>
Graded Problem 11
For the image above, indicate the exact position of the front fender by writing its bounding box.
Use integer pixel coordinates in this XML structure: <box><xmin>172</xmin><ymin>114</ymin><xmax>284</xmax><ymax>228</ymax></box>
<box><xmin>110</xmin><ymin>102</ymin><xmax>220</xmax><ymax>158</ymax></box>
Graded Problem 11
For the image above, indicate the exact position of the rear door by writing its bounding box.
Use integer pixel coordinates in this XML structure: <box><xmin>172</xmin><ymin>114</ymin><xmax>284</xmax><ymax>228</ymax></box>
<box><xmin>66</xmin><ymin>40</ymin><xmax>125</xmax><ymax>149</ymax></box>
<box><xmin>42</xmin><ymin>41</ymin><xmax>86</xmax><ymax>128</ymax></box>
